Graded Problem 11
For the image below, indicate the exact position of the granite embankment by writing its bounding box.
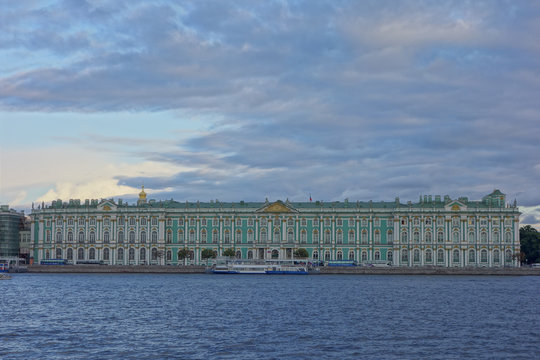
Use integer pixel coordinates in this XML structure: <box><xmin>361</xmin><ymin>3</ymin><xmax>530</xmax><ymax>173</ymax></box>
<box><xmin>26</xmin><ymin>265</ymin><xmax>539</xmax><ymax>275</ymax></box>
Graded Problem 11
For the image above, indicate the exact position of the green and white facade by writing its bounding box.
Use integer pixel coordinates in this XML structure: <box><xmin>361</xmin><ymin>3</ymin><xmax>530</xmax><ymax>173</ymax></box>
<box><xmin>29</xmin><ymin>189</ymin><xmax>521</xmax><ymax>267</ymax></box>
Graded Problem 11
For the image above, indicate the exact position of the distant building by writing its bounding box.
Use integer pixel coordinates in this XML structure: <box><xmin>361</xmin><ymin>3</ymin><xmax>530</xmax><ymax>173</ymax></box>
<box><xmin>29</xmin><ymin>188</ymin><xmax>521</xmax><ymax>267</ymax></box>
<box><xmin>19</xmin><ymin>216</ymin><xmax>31</xmax><ymax>261</ymax></box>
<box><xmin>0</xmin><ymin>205</ymin><xmax>25</xmax><ymax>257</ymax></box>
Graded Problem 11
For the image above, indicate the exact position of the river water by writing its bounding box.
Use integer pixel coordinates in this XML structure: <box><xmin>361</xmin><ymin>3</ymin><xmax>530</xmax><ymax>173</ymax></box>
<box><xmin>1</xmin><ymin>274</ymin><xmax>539</xmax><ymax>359</ymax></box>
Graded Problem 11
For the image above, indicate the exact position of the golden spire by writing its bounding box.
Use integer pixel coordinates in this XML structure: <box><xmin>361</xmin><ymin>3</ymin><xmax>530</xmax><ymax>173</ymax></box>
<box><xmin>139</xmin><ymin>185</ymin><xmax>147</xmax><ymax>200</ymax></box>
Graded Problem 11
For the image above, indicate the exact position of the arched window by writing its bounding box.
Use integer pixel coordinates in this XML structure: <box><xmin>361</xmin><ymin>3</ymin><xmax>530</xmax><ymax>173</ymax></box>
<box><xmin>413</xmin><ymin>249</ymin><xmax>420</xmax><ymax>262</ymax></box>
<box><xmin>493</xmin><ymin>231</ymin><xmax>500</xmax><ymax>243</ymax></box>
<box><xmin>505</xmin><ymin>250</ymin><xmax>512</xmax><ymax>262</ymax></box>
<box><xmin>248</xmin><ymin>229</ymin><xmax>254</xmax><ymax>242</ymax></box>
<box><xmin>437</xmin><ymin>249</ymin><xmax>444</xmax><ymax>263</ymax></box>
<box><xmin>374</xmin><ymin>251</ymin><xmax>381</xmax><ymax>261</ymax></box>
<box><xmin>235</xmin><ymin>230</ymin><xmax>242</xmax><ymax>243</ymax></box>
<box><xmin>425</xmin><ymin>217</ymin><xmax>432</xmax><ymax>226</ymax></box>
<box><xmin>349</xmin><ymin>251</ymin><xmax>355</xmax><ymax>260</ymax></box>
<box><xmin>45</xmin><ymin>250</ymin><xmax>50</xmax><ymax>259</ymax></box>
<box><xmin>67</xmin><ymin>248</ymin><xmax>73</xmax><ymax>260</ymax></box>
<box><xmin>469</xmin><ymin>249</ymin><xmax>476</xmax><ymax>263</ymax></box>
<box><xmin>78</xmin><ymin>248</ymin><xmax>84</xmax><ymax>260</ymax></box>
<box><xmin>166</xmin><ymin>250</ymin><xmax>171</xmax><ymax>262</ymax></box>
<box><xmin>78</xmin><ymin>231</ymin><xmax>85</xmax><ymax>243</ymax></box>
<box><xmin>140</xmin><ymin>217</ymin><xmax>147</xmax><ymax>226</ymax></box>
<box><xmin>56</xmin><ymin>231</ymin><xmax>62</xmax><ymax>243</ymax></box>
<box><xmin>348</xmin><ymin>230</ymin><xmax>355</xmax><ymax>243</ymax></box>
<box><xmin>89</xmin><ymin>231</ymin><xmax>96</xmax><ymax>243</ymax></box>
<box><xmin>425</xmin><ymin>249</ymin><xmax>432</xmax><ymax>262</ymax></box>
<box><xmin>324</xmin><ymin>251</ymin><xmax>331</xmax><ymax>261</ymax></box>
<box><xmin>247</xmin><ymin>250</ymin><xmax>253</xmax><ymax>259</ymax></box>
<box><xmin>361</xmin><ymin>230</ymin><xmax>368</xmax><ymax>244</ymax></box>
<box><xmin>272</xmin><ymin>250</ymin><xmax>279</xmax><ymax>259</ymax></box>
<box><xmin>505</xmin><ymin>232</ymin><xmax>512</xmax><ymax>243</ymax></box>
<box><xmin>468</xmin><ymin>231</ymin><xmax>476</xmax><ymax>243</ymax></box>
<box><xmin>336</xmin><ymin>251</ymin><xmax>343</xmax><ymax>260</ymax></box>
<box><xmin>425</xmin><ymin>231</ymin><xmax>432</xmax><ymax>243</ymax></box>
<box><xmin>287</xmin><ymin>228</ymin><xmax>294</xmax><ymax>242</ymax></box>
<box><xmin>324</xmin><ymin>230</ymin><xmax>331</xmax><ymax>244</ymax></box>
<box><xmin>400</xmin><ymin>231</ymin><xmax>408</xmax><ymax>243</ymax></box>
<box><xmin>453</xmin><ymin>231</ymin><xmax>459</xmax><ymax>243</ymax></box>
<box><xmin>336</xmin><ymin>230</ymin><xmax>343</xmax><ymax>244</ymax></box>
<box><xmin>140</xmin><ymin>231</ymin><xmax>146</xmax><ymax>243</ymax></box>
<box><xmin>67</xmin><ymin>231</ymin><xmax>73</xmax><ymax>242</ymax></box>
<box><xmin>118</xmin><ymin>231</ymin><xmax>124</xmax><ymax>243</ymax></box>
<box><xmin>103</xmin><ymin>248</ymin><xmax>110</xmax><ymax>261</ymax></box>
<box><xmin>46</xmin><ymin>231</ymin><xmax>51</xmax><ymax>242</ymax></box>
<box><xmin>312</xmin><ymin>230</ymin><xmax>319</xmax><ymax>243</ymax></box>
<box><xmin>224</xmin><ymin>230</ymin><xmax>230</xmax><ymax>244</ymax></box>
<box><xmin>387</xmin><ymin>230</ymin><xmax>393</xmax><ymax>244</ymax></box>
<box><xmin>129</xmin><ymin>248</ymin><xmax>135</xmax><ymax>261</ymax></box>
<box><xmin>152</xmin><ymin>231</ymin><xmax>158</xmax><ymax>243</ymax></box>
<box><xmin>140</xmin><ymin>248</ymin><xmax>146</xmax><ymax>262</ymax></box>
<box><xmin>56</xmin><ymin>248</ymin><xmax>62</xmax><ymax>259</ymax></box>
<box><xmin>104</xmin><ymin>231</ymin><xmax>110</xmax><ymax>243</ymax></box>
<box><xmin>480</xmin><ymin>231</ymin><xmax>487</xmax><ymax>243</ymax></box>
<box><xmin>118</xmin><ymin>248</ymin><xmax>124</xmax><ymax>261</ymax></box>
<box><xmin>413</xmin><ymin>231</ymin><xmax>420</xmax><ymax>243</ymax></box>
<box><xmin>178</xmin><ymin>229</ymin><xmax>184</xmax><ymax>242</ymax></box>
<box><xmin>437</xmin><ymin>231</ymin><xmax>444</xmax><ymax>243</ymax></box>
<box><xmin>453</xmin><ymin>249</ymin><xmax>459</xmax><ymax>263</ymax></box>
<box><xmin>361</xmin><ymin>251</ymin><xmax>368</xmax><ymax>262</ymax></box>
<box><xmin>260</xmin><ymin>229</ymin><xmax>267</xmax><ymax>243</ymax></box>
<box><xmin>312</xmin><ymin>250</ymin><xmax>318</xmax><ymax>260</ymax></box>
<box><xmin>401</xmin><ymin>249</ymin><xmax>409</xmax><ymax>262</ymax></box>
<box><xmin>129</xmin><ymin>231</ymin><xmax>135</xmax><ymax>243</ymax></box>
<box><xmin>387</xmin><ymin>251</ymin><xmax>393</xmax><ymax>262</ymax></box>
<box><xmin>89</xmin><ymin>248</ymin><xmax>95</xmax><ymax>260</ymax></box>
<box><xmin>374</xmin><ymin>230</ymin><xmax>381</xmax><ymax>244</ymax></box>
<box><xmin>273</xmin><ymin>228</ymin><xmax>280</xmax><ymax>243</ymax></box>
<box><xmin>493</xmin><ymin>250</ymin><xmax>500</xmax><ymax>263</ymax></box>
<box><xmin>201</xmin><ymin>229</ymin><xmax>207</xmax><ymax>243</ymax></box>
<box><xmin>166</xmin><ymin>231</ymin><xmax>172</xmax><ymax>243</ymax></box>
<box><xmin>300</xmin><ymin>230</ymin><xmax>307</xmax><ymax>243</ymax></box>
<box><xmin>481</xmin><ymin>249</ymin><xmax>488</xmax><ymax>263</ymax></box>
<box><xmin>235</xmin><ymin>251</ymin><xmax>241</xmax><ymax>259</ymax></box>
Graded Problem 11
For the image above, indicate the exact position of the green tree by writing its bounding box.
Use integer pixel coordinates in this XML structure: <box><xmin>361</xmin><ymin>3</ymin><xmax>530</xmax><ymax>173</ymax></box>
<box><xmin>177</xmin><ymin>248</ymin><xmax>189</xmax><ymax>265</ymax></box>
<box><xmin>201</xmin><ymin>248</ymin><xmax>217</xmax><ymax>260</ymax></box>
<box><xmin>520</xmin><ymin>225</ymin><xmax>540</xmax><ymax>264</ymax></box>
<box><xmin>294</xmin><ymin>248</ymin><xmax>309</xmax><ymax>259</ymax></box>
<box><xmin>222</xmin><ymin>248</ymin><xmax>236</xmax><ymax>257</ymax></box>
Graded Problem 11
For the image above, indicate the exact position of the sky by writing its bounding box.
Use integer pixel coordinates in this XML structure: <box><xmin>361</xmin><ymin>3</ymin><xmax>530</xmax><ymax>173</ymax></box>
<box><xmin>0</xmin><ymin>0</ymin><xmax>539</xmax><ymax>229</ymax></box>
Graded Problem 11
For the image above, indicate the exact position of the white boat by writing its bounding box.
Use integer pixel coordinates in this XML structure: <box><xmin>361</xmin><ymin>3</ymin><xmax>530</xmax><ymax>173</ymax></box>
<box><xmin>211</xmin><ymin>258</ymin><xmax>315</xmax><ymax>275</ymax></box>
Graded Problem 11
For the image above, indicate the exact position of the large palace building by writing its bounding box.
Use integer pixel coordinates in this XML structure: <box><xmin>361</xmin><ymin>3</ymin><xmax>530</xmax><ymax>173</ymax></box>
<box><xmin>29</xmin><ymin>188</ymin><xmax>521</xmax><ymax>267</ymax></box>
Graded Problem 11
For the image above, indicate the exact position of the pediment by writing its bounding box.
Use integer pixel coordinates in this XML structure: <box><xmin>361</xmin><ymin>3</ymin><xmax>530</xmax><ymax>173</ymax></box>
<box><xmin>98</xmin><ymin>200</ymin><xmax>117</xmax><ymax>211</ymax></box>
<box><xmin>445</xmin><ymin>200</ymin><xmax>467</xmax><ymax>211</ymax></box>
<box><xmin>256</xmin><ymin>201</ymin><xmax>297</xmax><ymax>213</ymax></box>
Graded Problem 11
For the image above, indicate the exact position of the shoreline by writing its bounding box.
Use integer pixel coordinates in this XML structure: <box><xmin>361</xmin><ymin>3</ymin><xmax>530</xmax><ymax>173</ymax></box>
<box><xmin>23</xmin><ymin>265</ymin><xmax>540</xmax><ymax>276</ymax></box>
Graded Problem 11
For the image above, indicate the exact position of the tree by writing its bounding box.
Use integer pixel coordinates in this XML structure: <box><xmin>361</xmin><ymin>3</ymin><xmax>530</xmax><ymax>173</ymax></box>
<box><xmin>201</xmin><ymin>248</ymin><xmax>217</xmax><ymax>260</ymax></box>
<box><xmin>294</xmin><ymin>248</ymin><xmax>309</xmax><ymax>259</ymax></box>
<box><xmin>177</xmin><ymin>248</ymin><xmax>189</xmax><ymax>266</ymax></box>
<box><xmin>222</xmin><ymin>248</ymin><xmax>236</xmax><ymax>257</ymax></box>
<box><xmin>520</xmin><ymin>225</ymin><xmax>540</xmax><ymax>264</ymax></box>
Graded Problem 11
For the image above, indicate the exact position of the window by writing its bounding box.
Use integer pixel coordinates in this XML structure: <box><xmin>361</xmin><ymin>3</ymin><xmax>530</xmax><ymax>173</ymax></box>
<box><xmin>493</xmin><ymin>250</ymin><xmax>500</xmax><ymax>263</ymax></box>
<box><xmin>235</xmin><ymin>251</ymin><xmax>241</xmax><ymax>259</ymax></box>
<box><xmin>349</xmin><ymin>230</ymin><xmax>355</xmax><ymax>243</ymax></box>
<box><xmin>287</xmin><ymin>228</ymin><xmax>294</xmax><ymax>242</ymax></box>
<box><xmin>56</xmin><ymin>248</ymin><xmax>62</xmax><ymax>258</ymax></box>
<box><xmin>224</xmin><ymin>218</ymin><xmax>230</xmax><ymax>227</ymax></box>
<box><xmin>493</xmin><ymin>231</ymin><xmax>500</xmax><ymax>243</ymax></box>
<box><xmin>248</xmin><ymin>218</ymin><xmax>254</xmax><ymax>227</ymax></box>
<box><xmin>103</xmin><ymin>248</ymin><xmax>110</xmax><ymax>261</ymax></box>
<box><xmin>152</xmin><ymin>217</ymin><xmax>158</xmax><ymax>226</ymax></box>
<box><xmin>56</xmin><ymin>231</ymin><xmax>63</xmax><ymax>243</ymax></box>
<box><xmin>190</xmin><ymin>218</ymin><xmax>196</xmax><ymax>227</ymax></box>
<box><xmin>437</xmin><ymin>217</ymin><xmax>444</xmax><ymax>226</ymax></box>
<box><xmin>374</xmin><ymin>217</ymin><xmax>380</xmax><ymax>227</ymax></box>
<box><xmin>140</xmin><ymin>231</ymin><xmax>146</xmax><ymax>243</ymax></box>
<box><xmin>224</xmin><ymin>230</ymin><xmax>230</xmax><ymax>244</ymax></box>
<box><xmin>336</xmin><ymin>218</ymin><xmax>342</xmax><ymax>227</ymax></box>
<box><xmin>236</xmin><ymin>218</ymin><xmax>242</xmax><ymax>227</ymax></box>
<box><xmin>129</xmin><ymin>248</ymin><xmax>135</xmax><ymax>261</ymax></box>
<box><xmin>468</xmin><ymin>217</ymin><xmax>475</xmax><ymax>226</ymax></box>
<box><xmin>78</xmin><ymin>248</ymin><xmax>84</xmax><ymax>260</ymax></box>
<box><xmin>179</xmin><ymin>218</ymin><xmax>184</xmax><ymax>226</ymax></box>
<box><xmin>235</xmin><ymin>230</ymin><xmax>242</xmax><ymax>243</ymax></box>
<box><xmin>388</xmin><ymin>218</ymin><xmax>393</xmax><ymax>227</ymax></box>
<box><xmin>324</xmin><ymin>251</ymin><xmax>331</xmax><ymax>261</ymax></box>
<box><xmin>413</xmin><ymin>249</ymin><xmax>420</xmax><ymax>262</ymax></box>
<box><xmin>118</xmin><ymin>217</ymin><xmax>124</xmax><ymax>226</ymax></box>
<box><xmin>140</xmin><ymin>248</ymin><xmax>146</xmax><ymax>262</ymax></box>
<box><xmin>505</xmin><ymin>250</ymin><xmax>512</xmax><ymax>262</ymax></box>
<box><xmin>274</xmin><ymin>228</ymin><xmax>281</xmax><ymax>243</ymax></box>
<box><xmin>118</xmin><ymin>248</ymin><xmax>124</xmax><ymax>261</ymax></box>
<box><xmin>288</xmin><ymin>218</ymin><xmax>294</xmax><ymax>226</ymax></box>
<box><xmin>104</xmin><ymin>231</ymin><xmax>110</xmax><ymax>243</ymax></box>
<box><xmin>481</xmin><ymin>249</ymin><xmax>488</xmax><ymax>263</ymax></box>
<box><xmin>387</xmin><ymin>230</ymin><xmax>393</xmax><ymax>244</ymax></box>
<box><xmin>247</xmin><ymin>230</ymin><xmax>254</xmax><ymax>242</ymax></box>
<box><xmin>260</xmin><ymin>217</ymin><xmax>267</xmax><ymax>227</ymax></box>
<box><xmin>313</xmin><ymin>218</ymin><xmax>319</xmax><ymax>227</ymax></box>
<box><xmin>504</xmin><ymin>217</ymin><xmax>512</xmax><ymax>227</ymax></box>
<box><xmin>166</xmin><ymin>231</ymin><xmax>172</xmax><ymax>244</ymax></box>
<box><xmin>129</xmin><ymin>231</ymin><xmax>135</xmax><ymax>243</ymax></box>
<box><xmin>469</xmin><ymin>250</ymin><xmax>475</xmax><ymax>263</ymax></box>
<box><xmin>425</xmin><ymin>217</ymin><xmax>432</xmax><ymax>226</ymax></box>
<box><xmin>78</xmin><ymin>231</ymin><xmax>85</xmax><ymax>243</ymax></box>
<box><xmin>375</xmin><ymin>251</ymin><xmax>381</xmax><ymax>261</ymax></box>
<box><xmin>413</xmin><ymin>231</ymin><xmax>420</xmax><ymax>243</ymax></box>
<box><xmin>201</xmin><ymin>230</ymin><xmax>207</xmax><ymax>243</ymax></box>
<box><xmin>480</xmin><ymin>217</ymin><xmax>487</xmax><ymax>227</ymax></box>
<box><xmin>90</xmin><ymin>218</ymin><xmax>96</xmax><ymax>226</ymax></box>
<box><xmin>68</xmin><ymin>218</ymin><xmax>74</xmax><ymax>226</ymax></box>
<box><xmin>178</xmin><ymin>230</ymin><xmax>184</xmax><ymax>242</ymax></box>
<box><xmin>300</xmin><ymin>230</ymin><xmax>307</xmax><ymax>243</ymax></box>
<box><xmin>374</xmin><ymin>230</ymin><xmax>381</xmax><ymax>244</ymax></box>
<box><xmin>301</xmin><ymin>218</ymin><xmax>307</xmax><ymax>226</ymax></box>
<box><xmin>453</xmin><ymin>250</ymin><xmax>459</xmax><ymax>263</ymax></box>
<box><xmin>167</xmin><ymin>218</ymin><xmax>172</xmax><ymax>226</ymax></box>
<box><xmin>166</xmin><ymin>250</ymin><xmax>171</xmax><ymax>262</ymax></box>
<box><xmin>452</xmin><ymin>217</ymin><xmax>459</xmax><ymax>228</ymax></box>
<box><xmin>437</xmin><ymin>231</ymin><xmax>444</xmax><ymax>243</ymax></box>
<box><xmin>260</xmin><ymin>229</ymin><xmax>267</xmax><ymax>243</ymax></box>
<box><xmin>401</xmin><ymin>217</ymin><xmax>408</xmax><ymax>226</ymax></box>
<box><xmin>413</xmin><ymin>217</ymin><xmax>420</xmax><ymax>226</ymax></box>
<box><xmin>201</xmin><ymin>218</ymin><xmax>206</xmax><ymax>226</ymax></box>
<box><xmin>213</xmin><ymin>230</ymin><xmax>219</xmax><ymax>243</ymax></box>
<box><xmin>437</xmin><ymin>249</ymin><xmax>444</xmax><ymax>263</ymax></box>
<box><xmin>401</xmin><ymin>250</ymin><xmax>408</xmax><ymax>263</ymax></box>
<box><xmin>151</xmin><ymin>231</ymin><xmax>158</xmax><ymax>243</ymax></box>
<box><xmin>45</xmin><ymin>250</ymin><xmax>50</xmax><ymax>259</ymax></box>
<box><xmin>425</xmin><ymin>232</ymin><xmax>432</xmax><ymax>243</ymax></box>
<box><xmin>361</xmin><ymin>230</ymin><xmax>368</xmax><ymax>244</ymax></box>
<box><xmin>118</xmin><ymin>231</ymin><xmax>124</xmax><ymax>243</ymax></box>
<box><xmin>141</xmin><ymin>217</ymin><xmax>147</xmax><ymax>226</ymax></box>
<box><xmin>324</xmin><ymin>230</ymin><xmax>331</xmax><ymax>244</ymax></box>
<box><xmin>425</xmin><ymin>250</ymin><xmax>432</xmax><ymax>263</ymax></box>
<box><xmin>324</xmin><ymin>218</ymin><xmax>331</xmax><ymax>227</ymax></box>
<box><xmin>362</xmin><ymin>251</ymin><xmax>368</xmax><ymax>262</ymax></box>
<box><xmin>480</xmin><ymin>231</ymin><xmax>487</xmax><ymax>243</ymax></box>
<box><xmin>468</xmin><ymin>231</ymin><xmax>475</xmax><ymax>243</ymax></box>
<box><xmin>188</xmin><ymin>230</ymin><xmax>195</xmax><ymax>243</ymax></box>
<box><xmin>400</xmin><ymin>231</ymin><xmax>407</xmax><ymax>243</ymax></box>
<box><xmin>505</xmin><ymin>232</ymin><xmax>512</xmax><ymax>243</ymax></box>
<box><xmin>46</xmin><ymin>219</ymin><xmax>51</xmax><ymax>227</ymax></box>
<box><xmin>312</xmin><ymin>230</ymin><xmax>319</xmax><ymax>243</ymax></box>
<box><xmin>349</xmin><ymin>251</ymin><xmax>355</xmax><ymax>260</ymax></box>
<box><xmin>129</xmin><ymin>217</ymin><xmax>135</xmax><ymax>226</ymax></box>
<box><xmin>89</xmin><ymin>231</ymin><xmax>95</xmax><ymax>243</ymax></box>
<box><xmin>247</xmin><ymin>250</ymin><xmax>253</xmax><ymax>259</ymax></box>
<box><xmin>361</xmin><ymin>218</ymin><xmax>368</xmax><ymax>227</ymax></box>
<box><xmin>336</xmin><ymin>230</ymin><xmax>343</xmax><ymax>244</ymax></box>
<box><xmin>67</xmin><ymin>231</ymin><xmax>73</xmax><ymax>242</ymax></box>
<box><xmin>312</xmin><ymin>250</ymin><xmax>318</xmax><ymax>260</ymax></box>
<box><xmin>452</xmin><ymin>231</ymin><xmax>459</xmax><ymax>243</ymax></box>
<box><xmin>213</xmin><ymin>217</ymin><xmax>219</xmax><ymax>227</ymax></box>
<box><xmin>89</xmin><ymin>248</ymin><xmax>95</xmax><ymax>260</ymax></box>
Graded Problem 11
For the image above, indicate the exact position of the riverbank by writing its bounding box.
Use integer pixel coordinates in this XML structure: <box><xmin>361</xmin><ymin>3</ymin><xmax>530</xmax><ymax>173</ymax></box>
<box><xmin>26</xmin><ymin>265</ymin><xmax>540</xmax><ymax>275</ymax></box>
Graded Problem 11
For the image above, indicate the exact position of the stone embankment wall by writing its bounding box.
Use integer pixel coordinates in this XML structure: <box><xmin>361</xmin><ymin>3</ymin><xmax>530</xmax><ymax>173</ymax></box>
<box><xmin>27</xmin><ymin>265</ymin><xmax>539</xmax><ymax>275</ymax></box>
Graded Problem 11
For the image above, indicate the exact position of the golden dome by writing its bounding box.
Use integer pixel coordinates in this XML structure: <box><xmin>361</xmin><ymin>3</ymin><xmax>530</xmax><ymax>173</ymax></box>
<box><xmin>139</xmin><ymin>185</ymin><xmax>147</xmax><ymax>200</ymax></box>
